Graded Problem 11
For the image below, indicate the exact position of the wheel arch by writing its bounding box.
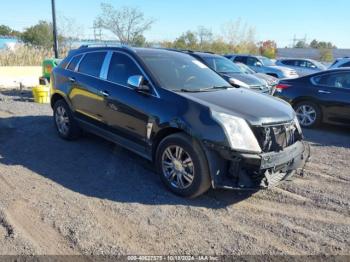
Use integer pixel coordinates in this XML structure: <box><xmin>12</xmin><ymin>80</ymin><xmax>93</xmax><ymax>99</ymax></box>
<box><xmin>51</xmin><ymin>92</ymin><xmax>72</xmax><ymax>110</ymax></box>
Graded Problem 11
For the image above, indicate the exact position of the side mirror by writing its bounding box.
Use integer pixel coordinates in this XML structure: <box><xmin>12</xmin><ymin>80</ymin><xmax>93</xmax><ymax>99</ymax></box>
<box><xmin>256</xmin><ymin>62</ymin><xmax>263</xmax><ymax>67</ymax></box>
<box><xmin>127</xmin><ymin>75</ymin><xmax>150</xmax><ymax>92</ymax></box>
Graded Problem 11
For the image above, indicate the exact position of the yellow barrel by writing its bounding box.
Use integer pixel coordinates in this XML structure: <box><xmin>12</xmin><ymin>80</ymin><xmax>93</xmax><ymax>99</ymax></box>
<box><xmin>32</xmin><ymin>85</ymin><xmax>50</xmax><ymax>104</ymax></box>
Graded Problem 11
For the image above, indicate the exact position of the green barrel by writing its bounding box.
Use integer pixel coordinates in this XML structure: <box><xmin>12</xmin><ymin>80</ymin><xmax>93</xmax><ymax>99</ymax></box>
<box><xmin>42</xmin><ymin>58</ymin><xmax>62</xmax><ymax>80</ymax></box>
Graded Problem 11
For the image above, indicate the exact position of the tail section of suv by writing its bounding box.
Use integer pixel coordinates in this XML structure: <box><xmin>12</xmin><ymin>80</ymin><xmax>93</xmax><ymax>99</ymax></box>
<box><xmin>329</xmin><ymin>57</ymin><xmax>350</xmax><ymax>69</ymax></box>
<box><xmin>226</xmin><ymin>54</ymin><xmax>299</xmax><ymax>79</ymax></box>
<box><xmin>51</xmin><ymin>46</ymin><xmax>309</xmax><ymax>198</ymax></box>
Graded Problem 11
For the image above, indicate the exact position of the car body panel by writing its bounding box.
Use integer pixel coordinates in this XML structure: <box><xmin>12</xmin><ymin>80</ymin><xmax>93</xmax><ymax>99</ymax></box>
<box><xmin>276</xmin><ymin>59</ymin><xmax>326</xmax><ymax>76</ymax></box>
<box><xmin>51</xmin><ymin>46</ymin><xmax>308</xmax><ymax>191</ymax></box>
<box><xmin>275</xmin><ymin>69</ymin><xmax>350</xmax><ymax>126</ymax></box>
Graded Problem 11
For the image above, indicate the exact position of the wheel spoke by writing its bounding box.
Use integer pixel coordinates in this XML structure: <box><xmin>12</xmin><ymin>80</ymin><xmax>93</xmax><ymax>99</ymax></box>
<box><xmin>175</xmin><ymin>146</ymin><xmax>183</xmax><ymax>160</ymax></box>
<box><xmin>182</xmin><ymin>171</ymin><xmax>194</xmax><ymax>184</ymax></box>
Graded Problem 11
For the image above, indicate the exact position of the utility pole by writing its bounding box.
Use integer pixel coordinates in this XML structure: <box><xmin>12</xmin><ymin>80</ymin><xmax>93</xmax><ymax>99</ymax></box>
<box><xmin>51</xmin><ymin>0</ymin><xmax>59</xmax><ymax>58</ymax></box>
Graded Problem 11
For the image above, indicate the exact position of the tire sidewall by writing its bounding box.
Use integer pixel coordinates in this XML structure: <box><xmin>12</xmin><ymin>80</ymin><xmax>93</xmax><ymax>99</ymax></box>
<box><xmin>156</xmin><ymin>134</ymin><xmax>211</xmax><ymax>198</ymax></box>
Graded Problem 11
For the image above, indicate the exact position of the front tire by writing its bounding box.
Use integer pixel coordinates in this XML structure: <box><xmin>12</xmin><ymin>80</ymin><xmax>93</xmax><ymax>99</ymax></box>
<box><xmin>156</xmin><ymin>133</ymin><xmax>211</xmax><ymax>198</ymax></box>
<box><xmin>53</xmin><ymin>100</ymin><xmax>81</xmax><ymax>140</ymax></box>
<box><xmin>294</xmin><ymin>101</ymin><xmax>322</xmax><ymax>128</ymax></box>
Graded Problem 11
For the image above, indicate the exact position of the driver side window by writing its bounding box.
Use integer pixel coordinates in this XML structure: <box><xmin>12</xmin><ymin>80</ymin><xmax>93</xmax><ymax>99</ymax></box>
<box><xmin>107</xmin><ymin>53</ymin><xmax>143</xmax><ymax>86</ymax></box>
<box><xmin>247</xmin><ymin>57</ymin><xmax>259</xmax><ymax>66</ymax></box>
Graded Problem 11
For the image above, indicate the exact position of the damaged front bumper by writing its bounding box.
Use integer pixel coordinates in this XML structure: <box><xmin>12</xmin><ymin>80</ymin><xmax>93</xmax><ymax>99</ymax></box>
<box><xmin>206</xmin><ymin>141</ymin><xmax>311</xmax><ymax>190</ymax></box>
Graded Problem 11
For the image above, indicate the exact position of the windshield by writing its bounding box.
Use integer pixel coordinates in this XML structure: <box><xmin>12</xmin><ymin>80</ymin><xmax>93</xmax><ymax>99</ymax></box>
<box><xmin>139</xmin><ymin>51</ymin><xmax>229</xmax><ymax>91</ymax></box>
<box><xmin>202</xmin><ymin>56</ymin><xmax>241</xmax><ymax>74</ymax></box>
<box><xmin>313</xmin><ymin>60</ymin><xmax>327</xmax><ymax>70</ymax></box>
<box><xmin>235</xmin><ymin>62</ymin><xmax>256</xmax><ymax>74</ymax></box>
<box><xmin>260</xmin><ymin>57</ymin><xmax>275</xmax><ymax>66</ymax></box>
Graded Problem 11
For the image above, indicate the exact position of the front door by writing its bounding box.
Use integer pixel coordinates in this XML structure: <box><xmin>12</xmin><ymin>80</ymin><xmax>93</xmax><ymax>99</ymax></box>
<box><xmin>101</xmin><ymin>52</ymin><xmax>158</xmax><ymax>146</ymax></box>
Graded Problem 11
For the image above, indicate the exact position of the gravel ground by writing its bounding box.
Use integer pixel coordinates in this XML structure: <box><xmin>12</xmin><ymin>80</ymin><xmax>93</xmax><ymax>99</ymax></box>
<box><xmin>0</xmin><ymin>88</ymin><xmax>349</xmax><ymax>256</ymax></box>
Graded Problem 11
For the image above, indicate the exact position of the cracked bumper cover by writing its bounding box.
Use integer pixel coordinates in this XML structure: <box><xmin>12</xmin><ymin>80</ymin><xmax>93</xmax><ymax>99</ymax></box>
<box><xmin>204</xmin><ymin>141</ymin><xmax>311</xmax><ymax>189</ymax></box>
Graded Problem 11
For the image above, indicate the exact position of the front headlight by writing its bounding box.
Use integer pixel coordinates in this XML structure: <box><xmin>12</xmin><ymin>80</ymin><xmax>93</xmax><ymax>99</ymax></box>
<box><xmin>211</xmin><ymin>111</ymin><xmax>262</xmax><ymax>153</ymax></box>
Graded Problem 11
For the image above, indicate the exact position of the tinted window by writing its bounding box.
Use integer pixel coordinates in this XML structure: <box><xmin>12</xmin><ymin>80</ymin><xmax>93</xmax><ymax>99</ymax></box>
<box><xmin>340</xmin><ymin>61</ymin><xmax>350</xmax><ymax>68</ymax></box>
<box><xmin>139</xmin><ymin>51</ymin><xmax>229</xmax><ymax>91</ymax></box>
<box><xmin>281</xmin><ymin>60</ymin><xmax>296</xmax><ymax>66</ymax></box>
<box><xmin>313</xmin><ymin>72</ymin><xmax>350</xmax><ymax>89</ymax></box>
<box><xmin>234</xmin><ymin>56</ymin><xmax>247</xmax><ymax>64</ymax></box>
<box><xmin>202</xmin><ymin>56</ymin><xmax>241</xmax><ymax>73</ymax></box>
<box><xmin>247</xmin><ymin>57</ymin><xmax>259</xmax><ymax>66</ymax></box>
<box><xmin>107</xmin><ymin>53</ymin><xmax>142</xmax><ymax>85</ymax></box>
<box><xmin>78</xmin><ymin>52</ymin><xmax>106</xmax><ymax>77</ymax></box>
<box><xmin>67</xmin><ymin>55</ymin><xmax>83</xmax><ymax>71</ymax></box>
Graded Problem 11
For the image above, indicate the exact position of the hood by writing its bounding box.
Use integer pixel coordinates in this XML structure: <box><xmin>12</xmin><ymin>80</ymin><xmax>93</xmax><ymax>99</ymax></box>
<box><xmin>255</xmin><ymin>73</ymin><xmax>279</xmax><ymax>85</ymax></box>
<box><xmin>179</xmin><ymin>88</ymin><xmax>295</xmax><ymax>126</ymax></box>
<box><xmin>221</xmin><ymin>72</ymin><xmax>266</xmax><ymax>87</ymax></box>
<box><xmin>268</xmin><ymin>65</ymin><xmax>295</xmax><ymax>73</ymax></box>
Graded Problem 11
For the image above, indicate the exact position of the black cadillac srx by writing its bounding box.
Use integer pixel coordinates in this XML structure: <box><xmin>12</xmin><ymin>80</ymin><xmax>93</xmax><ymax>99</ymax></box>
<box><xmin>50</xmin><ymin>46</ymin><xmax>310</xmax><ymax>198</ymax></box>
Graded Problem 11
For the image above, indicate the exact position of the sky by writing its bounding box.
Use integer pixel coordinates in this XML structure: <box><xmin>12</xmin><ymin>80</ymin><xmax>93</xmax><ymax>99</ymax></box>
<box><xmin>1</xmin><ymin>0</ymin><xmax>349</xmax><ymax>48</ymax></box>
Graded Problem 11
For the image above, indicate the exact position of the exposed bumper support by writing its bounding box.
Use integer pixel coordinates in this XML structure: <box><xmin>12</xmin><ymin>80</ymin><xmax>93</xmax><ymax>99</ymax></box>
<box><xmin>204</xmin><ymin>141</ymin><xmax>311</xmax><ymax>190</ymax></box>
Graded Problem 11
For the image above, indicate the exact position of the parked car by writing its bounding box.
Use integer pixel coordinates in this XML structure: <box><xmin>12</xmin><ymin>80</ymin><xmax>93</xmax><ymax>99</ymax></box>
<box><xmin>182</xmin><ymin>51</ymin><xmax>271</xmax><ymax>94</ymax></box>
<box><xmin>51</xmin><ymin>46</ymin><xmax>309</xmax><ymax>198</ymax></box>
<box><xmin>276</xmin><ymin>58</ymin><xmax>326</xmax><ymax>76</ymax></box>
<box><xmin>225</xmin><ymin>54</ymin><xmax>299</xmax><ymax>79</ymax></box>
<box><xmin>274</xmin><ymin>69</ymin><xmax>350</xmax><ymax>128</ymax></box>
<box><xmin>234</xmin><ymin>62</ymin><xmax>279</xmax><ymax>93</ymax></box>
<box><xmin>329</xmin><ymin>57</ymin><xmax>350</xmax><ymax>69</ymax></box>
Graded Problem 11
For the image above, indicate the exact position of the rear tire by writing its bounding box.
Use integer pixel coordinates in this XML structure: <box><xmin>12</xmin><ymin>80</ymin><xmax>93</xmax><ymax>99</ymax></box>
<box><xmin>294</xmin><ymin>101</ymin><xmax>322</xmax><ymax>128</ymax></box>
<box><xmin>53</xmin><ymin>100</ymin><xmax>81</xmax><ymax>140</ymax></box>
<box><xmin>156</xmin><ymin>133</ymin><xmax>211</xmax><ymax>198</ymax></box>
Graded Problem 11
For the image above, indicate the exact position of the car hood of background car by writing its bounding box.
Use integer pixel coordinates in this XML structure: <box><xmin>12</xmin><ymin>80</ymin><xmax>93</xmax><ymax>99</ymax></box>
<box><xmin>221</xmin><ymin>72</ymin><xmax>266</xmax><ymax>87</ymax></box>
<box><xmin>255</xmin><ymin>73</ymin><xmax>279</xmax><ymax>85</ymax></box>
<box><xmin>179</xmin><ymin>88</ymin><xmax>295</xmax><ymax>126</ymax></box>
<box><xmin>268</xmin><ymin>65</ymin><xmax>295</xmax><ymax>73</ymax></box>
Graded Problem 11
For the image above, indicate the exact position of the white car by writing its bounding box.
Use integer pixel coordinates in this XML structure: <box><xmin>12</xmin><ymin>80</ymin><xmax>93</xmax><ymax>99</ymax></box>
<box><xmin>329</xmin><ymin>57</ymin><xmax>350</xmax><ymax>69</ymax></box>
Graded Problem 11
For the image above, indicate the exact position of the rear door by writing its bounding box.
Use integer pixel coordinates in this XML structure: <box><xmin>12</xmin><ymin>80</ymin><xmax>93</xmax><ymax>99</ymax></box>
<box><xmin>312</xmin><ymin>71</ymin><xmax>350</xmax><ymax>124</ymax></box>
<box><xmin>69</xmin><ymin>51</ymin><xmax>107</xmax><ymax>123</ymax></box>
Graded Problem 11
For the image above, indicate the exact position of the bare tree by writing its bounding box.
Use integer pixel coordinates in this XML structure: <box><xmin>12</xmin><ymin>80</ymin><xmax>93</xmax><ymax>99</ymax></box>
<box><xmin>197</xmin><ymin>26</ymin><xmax>213</xmax><ymax>47</ymax></box>
<box><xmin>95</xmin><ymin>3</ymin><xmax>154</xmax><ymax>45</ymax></box>
<box><xmin>57</xmin><ymin>14</ymin><xmax>85</xmax><ymax>49</ymax></box>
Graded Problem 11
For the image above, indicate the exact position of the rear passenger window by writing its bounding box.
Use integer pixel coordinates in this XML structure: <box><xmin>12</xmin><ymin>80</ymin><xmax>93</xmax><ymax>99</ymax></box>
<box><xmin>78</xmin><ymin>52</ymin><xmax>107</xmax><ymax>77</ymax></box>
<box><xmin>67</xmin><ymin>55</ymin><xmax>83</xmax><ymax>71</ymax></box>
<box><xmin>107</xmin><ymin>53</ymin><xmax>142</xmax><ymax>86</ymax></box>
<box><xmin>234</xmin><ymin>56</ymin><xmax>247</xmax><ymax>64</ymax></box>
<box><xmin>340</xmin><ymin>62</ymin><xmax>350</xmax><ymax>68</ymax></box>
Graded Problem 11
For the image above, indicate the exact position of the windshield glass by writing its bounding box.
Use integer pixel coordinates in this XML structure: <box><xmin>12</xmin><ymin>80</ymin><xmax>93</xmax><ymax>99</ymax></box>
<box><xmin>139</xmin><ymin>51</ymin><xmax>229</xmax><ymax>91</ymax></box>
<box><xmin>235</xmin><ymin>62</ymin><xmax>256</xmax><ymax>74</ymax></box>
<box><xmin>202</xmin><ymin>56</ymin><xmax>241</xmax><ymax>74</ymax></box>
<box><xmin>313</xmin><ymin>60</ymin><xmax>327</xmax><ymax>70</ymax></box>
<box><xmin>260</xmin><ymin>57</ymin><xmax>275</xmax><ymax>66</ymax></box>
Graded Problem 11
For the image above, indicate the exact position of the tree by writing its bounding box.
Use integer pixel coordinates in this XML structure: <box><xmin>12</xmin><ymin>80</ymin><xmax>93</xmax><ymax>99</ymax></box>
<box><xmin>21</xmin><ymin>21</ymin><xmax>54</xmax><ymax>48</ymax></box>
<box><xmin>197</xmin><ymin>26</ymin><xmax>213</xmax><ymax>47</ymax></box>
<box><xmin>309</xmin><ymin>39</ymin><xmax>336</xmax><ymax>49</ymax></box>
<box><xmin>0</xmin><ymin>25</ymin><xmax>20</xmax><ymax>37</ymax></box>
<box><xmin>95</xmin><ymin>3</ymin><xmax>154</xmax><ymax>45</ymax></box>
<box><xmin>310</xmin><ymin>39</ymin><xmax>319</xmax><ymax>49</ymax></box>
<box><xmin>319</xmin><ymin>48</ymin><xmax>333</xmax><ymax>62</ymax></box>
<box><xmin>173</xmin><ymin>31</ymin><xmax>198</xmax><ymax>50</ymax></box>
<box><xmin>57</xmin><ymin>15</ymin><xmax>84</xmax><ymax>49</ymax></box>
<box><xmin>295</xmin><ymin>40</ymin><xmax>308</xmax><ymax>48</ymax></box>
<box><xmin>259</xmin><ymin>40</ymin><xmax>277</xmax><ymax>59</ymax></box>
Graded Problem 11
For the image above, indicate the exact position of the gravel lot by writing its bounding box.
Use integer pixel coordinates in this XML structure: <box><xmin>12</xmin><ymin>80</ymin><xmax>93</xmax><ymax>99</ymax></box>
<box><xmin>0</xmin><ymin>89</ymin><xmax>349</xmax><ymax>256</ymax></box>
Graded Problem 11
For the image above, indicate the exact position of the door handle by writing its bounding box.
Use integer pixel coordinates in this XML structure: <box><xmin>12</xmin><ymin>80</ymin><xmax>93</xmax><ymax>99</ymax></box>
<box><xmin>318</xmin><ymin>90</ymin><xmax>331</xmax><ymax>94</ymax></box>
<box><xmin>100</xmin><ymin>90</ymin><xmax>110</xmax><ymax>97</ymax></box>
<box><xmin>68</xmin><ymin>77</ymin><xmax>76</xmax><ymax>83</ymax></box>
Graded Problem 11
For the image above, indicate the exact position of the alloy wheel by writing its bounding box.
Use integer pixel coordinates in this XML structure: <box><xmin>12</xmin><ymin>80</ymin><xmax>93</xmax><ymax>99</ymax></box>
<box><xmin>55</xmin><ymin>106</ymin><xmax>70</xmax><ymax>136</ymax></box>
<box><xmin>296</xmin><ymin>104</ymin><xmax>317</xmax><ymax>127</ymax></box>
<box><xmin>161</xmin><ymin>145</ymin><xmax>195</xmax><ymax>189</ymax></box>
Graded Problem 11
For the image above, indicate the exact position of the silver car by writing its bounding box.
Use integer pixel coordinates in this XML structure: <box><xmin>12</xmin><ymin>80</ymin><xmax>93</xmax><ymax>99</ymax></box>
<box><xmin>276</xmin><ymin>58</ymin><xmax>326</xmax><ymax>76</ymax></box>
<box><xmin>225</xmin><ymin>54</ymin><xmax>299</xmax><ymax>79</ymax></box>
<box><xmin>329</xmin><ymin>57</ymin><xmax>350</xmax><ymax>69</ymax></box>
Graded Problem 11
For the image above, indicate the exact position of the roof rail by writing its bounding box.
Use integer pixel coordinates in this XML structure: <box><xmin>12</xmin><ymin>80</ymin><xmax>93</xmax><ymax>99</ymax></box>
<box><xmin>78</xmin><ymin>43</ymin><xmax>129</xmax><ymax>49</ymax></box>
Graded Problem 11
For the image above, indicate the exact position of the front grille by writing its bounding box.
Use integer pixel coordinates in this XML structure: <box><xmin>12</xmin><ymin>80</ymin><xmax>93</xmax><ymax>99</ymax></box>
<box><xmin>253</xmin><ymin>121</ymin><xmax>302</xmax><ymax>153</ymax></box>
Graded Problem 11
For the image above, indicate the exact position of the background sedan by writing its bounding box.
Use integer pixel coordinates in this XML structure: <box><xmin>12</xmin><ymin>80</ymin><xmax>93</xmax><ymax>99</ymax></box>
<box><xmin>274</xmin><ymin>69</ymin><xmax>350</xmax><ymax>128</ymax></box>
